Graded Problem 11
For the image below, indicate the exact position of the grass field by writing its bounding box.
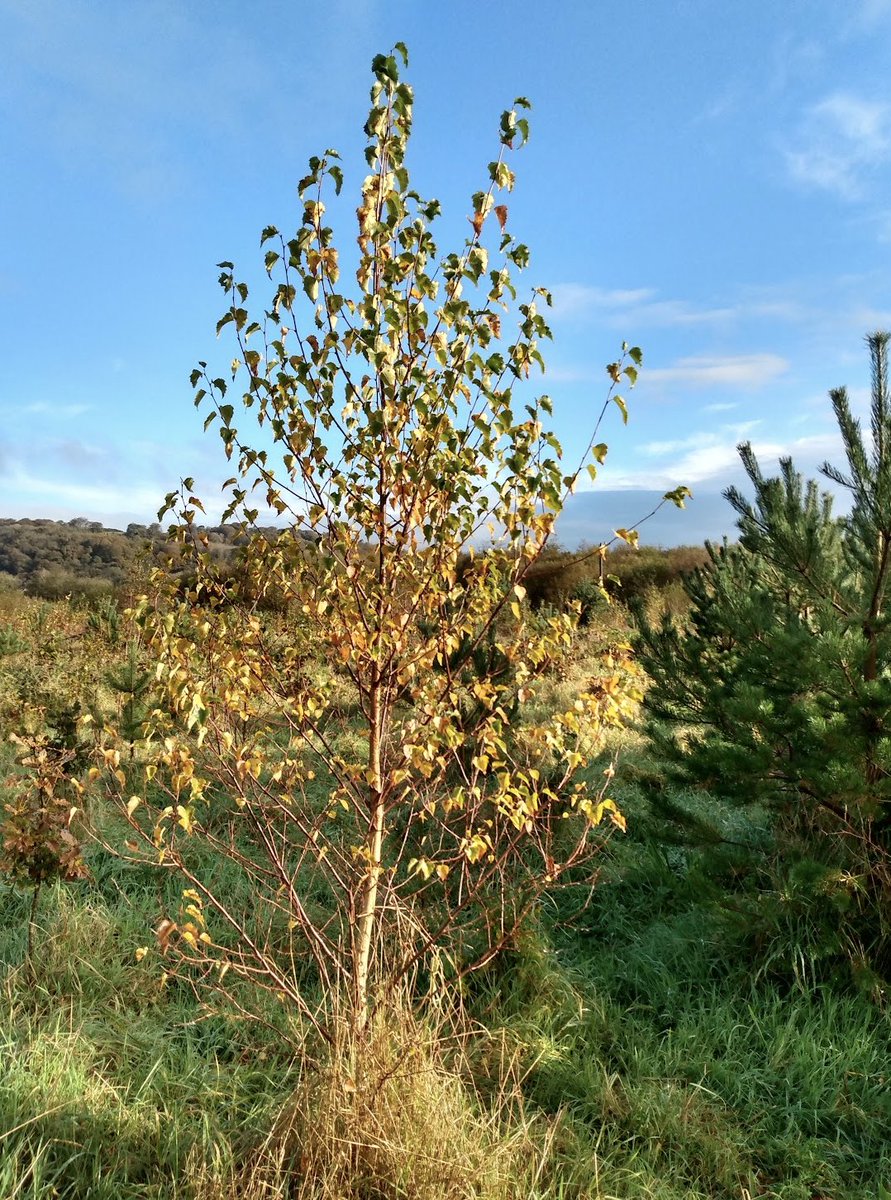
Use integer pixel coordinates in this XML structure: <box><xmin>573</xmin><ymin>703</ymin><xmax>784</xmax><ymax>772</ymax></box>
<box><xmin>1</xmin><ymin>591</ymin><xmax>890</xmax><ymax>1198</ymax></box>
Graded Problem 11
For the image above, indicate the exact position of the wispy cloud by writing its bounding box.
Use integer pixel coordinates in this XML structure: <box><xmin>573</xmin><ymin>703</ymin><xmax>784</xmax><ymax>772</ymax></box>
<box><xmin>644</xmin><ymin>353</ymin><xmax>788</xmax><ymax>389</ymax></box>
<box><xmin>20</xmin><ymin>401</ymin><xmax>92</xmax><ymax>418</ymax></box>
<box><xmin>547</xmin><ymin>281</ymin><xmax>814</xmax><ymax>332</ymax></box>
<box><xmin>691</xmin><ymin>84</ymin><xmax>741</xmax><ymax>125</ymax></box>
<box><xmin>703</xmin><ymin>401</ymin><xmax>739</xmax><ymax>413</ymax></box>
<box><xmin>548</xmin><ymin>282</ymin><xmax>737</xmax><ymax>329</ymax></box>
<box><xmin>642</xmin><ymin>422</ymin><xmax>761</xmax><ymax>459</ymax></box>
<box><xmin>0</xmin><ymin>0</ymin><xmax>379</xmax><ymax>204</ymax></box>
<box><xmin>767</xmin><ymin>35</ymin><xmax>824</xmax><ymax>96</ymax></box>
<box><xmin>785</xmin><ymin>91</ymin><xmax>891</xmax><ymax>199</ymax></box>
<box><xmin>547</xmin><ymin>284</ymin><xmax>655</xmax><ymax>320</ymax></box>
<box><xmin>5</xmin><ymin>467</ymin><xmax>164</xmax><ymax>517</ymax></box>
<box><xmin>52</xmin><ymin>438</ymin><xmax>113</xmax><ymax>474</ymax></box>
<box><xmin>609</xmin><ymin>431</ymin><xmax>842</xmax><ymax>491</ymax></box>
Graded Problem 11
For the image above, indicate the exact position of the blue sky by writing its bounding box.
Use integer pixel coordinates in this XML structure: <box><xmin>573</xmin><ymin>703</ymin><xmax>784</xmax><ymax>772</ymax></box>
<box><xmin>2</xmin><ymin>0</ymin><xmax>891</xmax><ymax>546</ymax></box>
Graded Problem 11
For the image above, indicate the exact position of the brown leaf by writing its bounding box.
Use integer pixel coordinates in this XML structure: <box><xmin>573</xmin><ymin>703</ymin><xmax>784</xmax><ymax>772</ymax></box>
<box><xmin>495</xmin><ymin>205</ymin><xmax>508</xmax><ymax>231</ymax></box>
<box><xmin>155</xmin><ymin>918</ymin><xmax>177</xmax><ymax>955</ymax></box>
<box><xmin>470</xmin><ymin>211</ymin><xmax>485</xmax><ymax>237</ymax></box>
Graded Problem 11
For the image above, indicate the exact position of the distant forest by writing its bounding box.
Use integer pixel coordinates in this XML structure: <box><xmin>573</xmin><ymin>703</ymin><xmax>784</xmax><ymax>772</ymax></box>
<box><xmin>0</xmin><ymin>517</ymin><xmax>710</xmax><ymax>609</ymax></box>
<box><xmin>0</xmin><ymin>518</ymin><xmax>287</xmax><ymax>600</ymax></box>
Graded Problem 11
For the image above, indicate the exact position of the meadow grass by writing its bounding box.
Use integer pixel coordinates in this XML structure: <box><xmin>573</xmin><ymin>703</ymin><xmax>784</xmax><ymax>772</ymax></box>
<box><xmin>474</xmin><ymin>771</ymin><xmax>891</xmax><ymax>1199</ymax></box>
<box><xmin>3</xmin><ymin>775</ymin><xmax>890</xmax><ymax>1198</ymax></box>
<box><xmin>2</xmin><ymin>595</ymin><xmax>890</xmax><ymax>1197</ymax></box>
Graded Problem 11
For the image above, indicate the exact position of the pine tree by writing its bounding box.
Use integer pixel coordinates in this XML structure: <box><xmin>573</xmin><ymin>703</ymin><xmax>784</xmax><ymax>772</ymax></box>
<box><xmin>104</xmin><ymin>640</ymin><xmax>152</xmax><ymax>750</ymax></box>
<box><xmin>634</xmin><ymin>333</ymin><xmax>891</xmax><ymax>976</ymax></box>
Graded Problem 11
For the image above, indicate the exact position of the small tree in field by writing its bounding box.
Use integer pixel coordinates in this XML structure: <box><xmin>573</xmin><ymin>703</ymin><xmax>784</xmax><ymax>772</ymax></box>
<box><xmin>2</xmin><ymin>735</ymin><xmax>88</xmax><ymax>970</ymax></box>
<box><xmin>109</xmin><ymin>47</ymin><xmax>682</xmax><ymax>1036</ymax></box>
<box><xmin>635</xmin><ymin>333</ymin><xmax>891</xmax><ymax>977</ymax></box>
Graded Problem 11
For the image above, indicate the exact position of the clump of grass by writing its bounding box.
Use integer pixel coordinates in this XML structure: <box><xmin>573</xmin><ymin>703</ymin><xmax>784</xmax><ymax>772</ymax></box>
<box><xmin>218</xmin><ymin>999</ymin><xmax>553</xmax><ymax>1200</ymax></box>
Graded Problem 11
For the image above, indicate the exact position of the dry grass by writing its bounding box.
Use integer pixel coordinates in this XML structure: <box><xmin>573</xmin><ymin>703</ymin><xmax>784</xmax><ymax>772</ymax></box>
<box><xmin>194</xmin><ymin>1000</ymin><xmax>553</xmax><ymax>1200</ymax></box>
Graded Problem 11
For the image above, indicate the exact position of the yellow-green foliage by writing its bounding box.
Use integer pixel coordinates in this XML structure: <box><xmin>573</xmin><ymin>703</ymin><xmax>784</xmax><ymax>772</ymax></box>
<box><xmin>98</xmin><ymin>46</ymin><xmax>651</xmax><ymax>1040</ymax></box>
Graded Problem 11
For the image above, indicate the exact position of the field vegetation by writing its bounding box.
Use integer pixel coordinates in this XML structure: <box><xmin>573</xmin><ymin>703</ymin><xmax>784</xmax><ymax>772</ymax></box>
<box><xmin>2</xmin><ymin>578</ymin><xmax>890</xmax><ymax>1199</ymax></box>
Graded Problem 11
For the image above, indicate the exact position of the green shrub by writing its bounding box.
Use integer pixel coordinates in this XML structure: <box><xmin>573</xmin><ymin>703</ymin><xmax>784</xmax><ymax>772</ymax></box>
<box><xmin>634</xmin><ymin>333</ymin><xmax>891</xmax><ymax>980</ymax></box>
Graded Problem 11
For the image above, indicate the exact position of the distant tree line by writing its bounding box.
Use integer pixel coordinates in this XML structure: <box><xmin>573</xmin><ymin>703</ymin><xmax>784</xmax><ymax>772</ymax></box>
<box><xmin>0</xmin><ymin>518</ymin><xmax>316</xmax><ymax>601</ymax></box>
<box><xmin>0</xmin><ymin>517</ymin><xmax>709</xmax><ymax>611</ymax></box>
<box><xmin>0</xmin><ymin>519</ymin><xmax>140</xmax><ymax>598</ymax></box>
<box><xmin>520</xmin><ymin>543</ymin><xmax>710</xmax><ymax>613</ymax></box>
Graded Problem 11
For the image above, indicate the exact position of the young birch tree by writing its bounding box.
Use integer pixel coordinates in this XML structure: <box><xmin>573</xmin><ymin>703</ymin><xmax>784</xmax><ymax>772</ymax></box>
<box><xmin>108</xmin><ymin>46</ymin><xmax>683</xmax><ymax>1036</ymax></box>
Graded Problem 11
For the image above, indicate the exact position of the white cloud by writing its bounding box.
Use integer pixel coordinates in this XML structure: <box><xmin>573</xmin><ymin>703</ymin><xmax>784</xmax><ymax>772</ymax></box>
<box><xmin>20</xmin><ymin>401</ymin><xmax>92</xmax><ymax>418</ymax></box>
<box><xmin>546</xmin><ymin>281</ymin><xmax>816</xmax><ymax>333</ymax></box>
<box><xmin>692</xmin><ymin>85</ymin><xmax>741</xmax><ymax>125</ymax></box>
<box><xmin>642</xmin><ymin>422</ymin><xmax>761</xmax><ymax>460</ymax></box>
<box><xmin>644</xmin><ymin>353</ymin><xmax>788</xmax><ymax>389</ymax></box>
<box><xmin>703</xmin><ymin>401</ymin><xmax>739</xmax><ymax>413</ymax></box>
<box><xmin>6</xmin><ymin>467</ymin><xmax>164</xmax><ymax>516</ymax></box>
<box><xmin>0</xmin><ymin>0</ymin><xmax>372</xmax><ymax>204</ymax></box>
<box><xmin>622</xmin><ymin>300</ymin><xmax>738</xmax><ymax>327</ymax></box>
<box><xmin>547</xmin><ymin>282</ymin><xmax>738</xmax><ymax>329</ymax></box>
<box><xmin>785</xmin><ymin>92</ymin><xmax>891</xmax><ymax>200</ymax></box>
<box><xmin>547</xmin><ymin>284</ymin><xmax>655</xmax><ymax>320</ymax></box>
<box><xmin>666</xmin><ymin>442</ymin><xmax>745</xmax><ymax>485</ymax></box>
<box><xmin>609</xmin><ymin>430</ymin><xmax>843</xmax><ymax>492</ymax></box>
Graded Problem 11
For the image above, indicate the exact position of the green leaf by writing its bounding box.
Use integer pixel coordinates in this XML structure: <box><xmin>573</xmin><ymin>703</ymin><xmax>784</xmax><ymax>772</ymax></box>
<box><xmin>663</xmin><ymin>485</ymin><xmax>693</xmax><ymax>508</ymax></box>
<box><xmin>508</xmin><ymin>243</ymin><xmax>530</xmax><ymax>269</ymax></box>
<box><xmin>499</xmin><ymin>109</ymin><xmax>517</xmax><ymax>145</ymax></box>
<box><xmin>371</xmin><ymin>52</ymin><xmax>399</xmax><ymax>82</ymax></box>
<box><xmin>489</xmin><ymin>161</ymin><xmax>516</xmax><ymax>191</ymax></box>
<box><xmin>592</xmin><ymin>443</ymin><xmax>608</xmax><ymax>464</ymax></box>
<box><xmin>612</xmin><ymin>394</ymin><xmax>628</xmax><ymax>424</ymax></box>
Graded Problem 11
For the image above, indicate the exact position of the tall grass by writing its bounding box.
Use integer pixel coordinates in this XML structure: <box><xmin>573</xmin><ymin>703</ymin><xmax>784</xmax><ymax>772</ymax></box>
<box><xmin>469</xmin><ymin>772</ymin><xmax>891</xmax><ymax>1199</ymax></box>
<box><xmin>5</xmin><ymin>783</ymin><xmax>888</xmax><ymax>1199</ymax></box>
<box><xmin>2</xmin><ymin>594</ymin><xmax>890</xmax><ymax>1197</ymax></box>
